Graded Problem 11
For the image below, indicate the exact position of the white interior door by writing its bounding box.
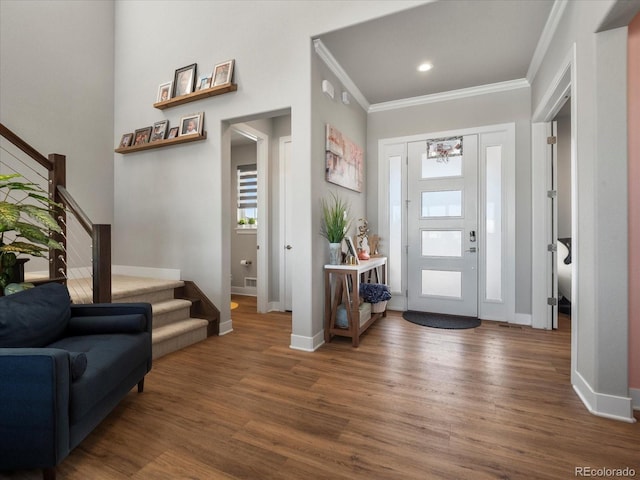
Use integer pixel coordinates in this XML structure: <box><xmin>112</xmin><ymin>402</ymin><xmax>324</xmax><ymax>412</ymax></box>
<box><xmin>549</xmin><ymin>121</ymin><xmax>559</xmax><ymax>329</ymax></box>
<box><xmin>407</xmin><ymin>135</ymin><xmax>478</xmax><ymax>316</ymax></box>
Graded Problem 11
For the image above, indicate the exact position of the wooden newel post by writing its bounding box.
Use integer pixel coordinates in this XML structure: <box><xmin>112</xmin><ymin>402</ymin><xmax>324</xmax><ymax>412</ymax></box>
<box><xmin>92</xmin><ymin>224</ymin><xmax>111</xmax><ymax>303</ymax></box>
<box><xmin>48</xmin><ymin>153</ymin><xmax>66</xmax><ymax>282</ymax></box>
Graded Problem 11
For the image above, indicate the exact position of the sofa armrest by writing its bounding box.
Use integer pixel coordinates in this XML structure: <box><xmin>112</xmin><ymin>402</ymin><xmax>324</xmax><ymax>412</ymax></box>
<box><xmin>0</xmin><ymin>348</ymin><xmax>71</xmax><ymax>471</ymax></box>
<box><xmin>69</xmin><ymin>303</ymin><xmax>152</xmax><ymax>334</ymax></box>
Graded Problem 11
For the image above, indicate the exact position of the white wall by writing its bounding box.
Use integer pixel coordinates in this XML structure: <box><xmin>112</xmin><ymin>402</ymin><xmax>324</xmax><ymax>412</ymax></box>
<box><xmin>367</xmin><ymin>88</ymin><xmax>532</xmax><ymax>314</ymax></box>
<box><xmin>112</xmin><ymin>0</ymin><xmax>423</xmax><ymax>347</ymax></box>
<box><xmin>0</xmin><ymin>0</ymin><xmax>115</xmax><ymax>225</ymax></box>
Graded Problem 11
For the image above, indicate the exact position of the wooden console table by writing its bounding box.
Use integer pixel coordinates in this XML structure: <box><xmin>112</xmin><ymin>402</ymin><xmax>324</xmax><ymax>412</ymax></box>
<box><xmin>324</xmin><ymin>257</ymin><xmax>387</xmax><ymax>347</ymax></box>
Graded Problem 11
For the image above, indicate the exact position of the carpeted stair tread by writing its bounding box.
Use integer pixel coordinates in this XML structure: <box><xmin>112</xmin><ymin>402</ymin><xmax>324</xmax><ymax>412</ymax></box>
<box><xmin>152</xmin><ymin>318</ymin><xmax>209</xmax><ymax>343</ymax></box>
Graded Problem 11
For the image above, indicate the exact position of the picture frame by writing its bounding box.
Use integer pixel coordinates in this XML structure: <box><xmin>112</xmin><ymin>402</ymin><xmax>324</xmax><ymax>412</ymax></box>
<box><xmin>345</xmin><ymin>236</ymin><xmax>360</xmax><ymax>265</ymax></box>
<box><xmin>150</xmin><ymin>120</ymin><xmax>169</xmax><ymax>142</ymax></box>
<box><xmin>172</xmin><ymin>63</ymin><xmax>197</xmax><ymax>97</ymax></box>
<box><xmin>133</xmin><ymin>126</ymin><xmax>152</xmax><ymax>146</ymax></box>
<box><xmin>196</xmin><ymin>74</ymin><xmax>212</xmax><ymax>91</ymax></box>
<box><xmin>179</xmin><ymin>112</ymin><xmax>204</xmax><ymax>136</ymax></box>
<box><xmin>212</xmin><ymin>59</ymin><xmax>234</xmax><ymax>87</ymax></box>
<box><xmin>167</xmin><ymin>126</ymin><xmax>179</xmax><ymax>139</ymax></box>
<box><xmin>325</xmin><ymin>124</ymin><xmax>364</xmax><ymax>193</ymax></box>
<box><xmin>119</xmin><ymin>133</ymin><xmax>133</xmax><ymax>148</ymax></box>
<box><xmin>156</xmin><ymin>81</ymin><xmax>172</xmax><ymax>102</ymax></box>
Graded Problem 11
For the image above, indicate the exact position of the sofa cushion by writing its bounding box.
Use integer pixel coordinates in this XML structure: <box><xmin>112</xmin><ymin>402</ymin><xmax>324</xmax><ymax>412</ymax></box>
<box><xmin>0</xmin><ymin>283</ymin><xmax>71</xmax><ymax>347</ymax></box>
<box><xmin>47</xmin><ymin>332</ymin><xmax>151</xmax><ymax>423</ymax></box>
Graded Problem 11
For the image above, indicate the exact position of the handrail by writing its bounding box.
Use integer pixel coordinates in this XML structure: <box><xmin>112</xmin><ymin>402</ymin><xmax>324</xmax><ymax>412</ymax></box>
<box><xmin>57</xmin><ymin>185</ymin><xmax>92</xmax><ymax>234</ymax></box>
<box><xmin>0</xmin><ymin>123</ymin><xmax>51</xmax><ymax>169</ymax></box>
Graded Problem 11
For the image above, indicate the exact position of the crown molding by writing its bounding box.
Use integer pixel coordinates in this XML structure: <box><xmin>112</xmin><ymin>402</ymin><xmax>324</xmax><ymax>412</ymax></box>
<box><xmin>313</xmin><ymin>39</ymin><xmax>370</xmax><ymax>112</ymax></box>
<box><xmin>368</xmin><ymin>78</ymin><xmax>530</xmax><ymax>113</ymax></box>
<box><xmin>527</xmin><ymin>0</ymin><xmax>569</xmax><ymax>83</ymax></box>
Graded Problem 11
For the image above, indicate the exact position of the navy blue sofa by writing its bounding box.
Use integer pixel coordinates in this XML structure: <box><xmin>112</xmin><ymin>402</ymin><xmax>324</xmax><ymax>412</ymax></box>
<box><xmin>0</xmin><ymin>283</ymin><xmax>152</xmax><ymax>480</ymax></box>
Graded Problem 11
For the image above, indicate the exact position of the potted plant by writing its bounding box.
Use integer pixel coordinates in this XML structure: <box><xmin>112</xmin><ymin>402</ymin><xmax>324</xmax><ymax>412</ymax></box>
<box><xmin>320</xmin><ymin>191</ymin><xmax>351</xmax><ymax>265</ymax></box>
<box><xmin>0</xmin><ymin>173</ymin><xmax>64</xmax><ymax>292</ymax></box>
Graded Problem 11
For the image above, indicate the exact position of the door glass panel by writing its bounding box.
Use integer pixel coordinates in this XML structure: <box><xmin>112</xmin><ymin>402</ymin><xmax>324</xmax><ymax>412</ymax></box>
<box><xmin>421</xmin><ymin>230</ymin><xmax>462</xmax><ymax>257</ymax></box>
<box><xmin>421</xmin><ymin>152</ymin><xmax>462</xmax><ymax>178</ymax></box>
<box><xmin>421</xmin><ymin>270</ymin><xmax>462</xmax><ymax>298</ymax></box>
<box><xmin>389</xmin><ymin>155</ymin><xmax>402</xmax><ymax>293</ymax></box>
<box><xmin>421</xmin><ymin>190</ymin><xmax>462</xmax><ymax>217</ymax></box>
<box><xmin>485</xmin><ymin>145</ymin><xmax>502</xmax><ymax>301</ymax></box>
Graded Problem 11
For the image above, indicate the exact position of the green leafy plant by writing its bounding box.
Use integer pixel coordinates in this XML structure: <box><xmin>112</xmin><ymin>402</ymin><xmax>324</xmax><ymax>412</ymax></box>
<box><xmin>320</xmin><ymin>192</ymin><xmax>351</xmax><ymax>243</ymax></box>
<box><xmin>0</xmin><ymin>173</ymin><xmax>64</xmax><ymax>289</ymax></box>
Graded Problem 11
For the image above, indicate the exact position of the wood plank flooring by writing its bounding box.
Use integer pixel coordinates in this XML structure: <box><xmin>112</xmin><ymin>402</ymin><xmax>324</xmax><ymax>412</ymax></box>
<box><xmin>2</xmin><ymin>300</ymin><xmax>638</xmax><ymax>479</ymax></box>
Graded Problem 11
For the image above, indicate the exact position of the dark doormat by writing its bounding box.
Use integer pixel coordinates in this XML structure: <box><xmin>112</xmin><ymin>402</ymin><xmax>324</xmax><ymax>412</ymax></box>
<box><xmin>402</xmin><ymin>310</ymin><xmax>481</xmax><ymax>329</ymax></box>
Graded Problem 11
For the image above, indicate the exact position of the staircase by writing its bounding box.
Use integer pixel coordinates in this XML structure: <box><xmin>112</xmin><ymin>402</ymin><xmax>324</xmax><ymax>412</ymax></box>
<box><xmin>66</xmin><ymin>275</ymin><xmax>209</xmax><ymax>359</ymax></box>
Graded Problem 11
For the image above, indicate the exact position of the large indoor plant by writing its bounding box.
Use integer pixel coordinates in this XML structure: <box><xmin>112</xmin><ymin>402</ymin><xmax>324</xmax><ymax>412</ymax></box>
<box><xmin>0</xmin><ymin>173</ymin><xmax>64</xmax><ymax>290</ymax></box>
<box><xmin>320</xmin><ymin>191</ymin><xmax>351</xmax><ymax>265</ymax></box>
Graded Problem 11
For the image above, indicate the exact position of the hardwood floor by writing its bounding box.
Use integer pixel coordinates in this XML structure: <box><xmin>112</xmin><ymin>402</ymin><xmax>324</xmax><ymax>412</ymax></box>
<box><xmin>3</xmin><ymin>300</ymin><xmax>638</xmax><ymax>479</ymax></box>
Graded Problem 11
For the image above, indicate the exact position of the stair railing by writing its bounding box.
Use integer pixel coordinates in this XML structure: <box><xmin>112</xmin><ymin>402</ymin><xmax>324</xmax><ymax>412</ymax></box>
<box><xmin>0</xmin><ymin>123</ymin><xmax>111</xmax><ymax>303</ymax></box>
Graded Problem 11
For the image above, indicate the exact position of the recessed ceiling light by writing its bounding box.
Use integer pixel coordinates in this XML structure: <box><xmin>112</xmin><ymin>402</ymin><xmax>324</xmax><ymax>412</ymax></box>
<box><xmin>418</xmin><ymin>62</ymin><xmax>433</xmax><ymax>72</ymax></box>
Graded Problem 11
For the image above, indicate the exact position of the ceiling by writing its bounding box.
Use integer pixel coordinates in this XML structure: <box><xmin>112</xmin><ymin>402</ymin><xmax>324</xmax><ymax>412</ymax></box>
<box><xmin>317</xmin><ymin>0</ymin><xmax>555</xmax><ymax>106</ymax></box>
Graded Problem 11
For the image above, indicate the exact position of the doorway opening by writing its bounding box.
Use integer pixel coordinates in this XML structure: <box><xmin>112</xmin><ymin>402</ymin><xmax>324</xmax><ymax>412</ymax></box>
<box><xmin>226</xmin><ymin>111</ymin><xmax>292</xmax><ymax>317</ymax></box>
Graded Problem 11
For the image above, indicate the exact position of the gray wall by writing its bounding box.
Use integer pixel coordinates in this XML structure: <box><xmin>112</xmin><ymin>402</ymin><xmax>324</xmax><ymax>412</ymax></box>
<box><xmin>0</xmin><ymin>0</ymin><xmax>115</xmax><ymax>225</ymax></box>
<box><xmin>367</xmin><ymin>88</ymin><xmax>532</xmax><ymax>314</ymax></box>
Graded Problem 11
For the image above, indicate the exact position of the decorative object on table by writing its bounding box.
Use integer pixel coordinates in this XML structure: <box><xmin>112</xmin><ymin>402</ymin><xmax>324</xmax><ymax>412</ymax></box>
<box><xmin>179</xmin><ymin>112</ymin><xmax>204</xmax><ymax>136</ymax></box>
<box><xmin>356</xmin><ymin>218</ymin><xmax>370</xmax><ymax>260</ymax></box>
<box><xmin>173</xmin><ymin>63</ymin><xmax>197</xmax><ymax>97</ymax></box>
<box><xmin>0</xmin><ymin>173</ymin><xmax>64</xmax><ymax>292</ymax></box>
<box><xmin>320</xmin><ymin>191</ymin><xmax>351</xmax><ymax>265</ymax></box>
<box><xmin>156</xmin><ymin>81</ymin><xmax>173</xmax><ymax>102</ymax></box>
<box><xmin>325</xmin><ymin>124</ymin><xmax>364</xmax><ymax>192</ymax></box>
<box><xmin>150</xmin><ymin>120</ymin><xmax>169</xmax><ymax>142</ymax></box>
<box><xmin>345</xmin><ymin>236</ymin><xmax>360</xmax><ymax>265</ymax></box>
<box><xmin>212</xmin><ymin>59</ymin><xmax>235</xmax><ymax>86</ymax></box>
<box><xmin>359</xmin><ymin>283</ymin><xmax>391</xmax><ymax>313</ymax></box>
<box><xmin>133</xmin><ymin>126</ymin><xmax>152</xmax><ymax>145</ymax></box>
<box><xmin>369</xmin><ymin>234</ymin><xmax>380</xmax><ymax>256</ymax></box>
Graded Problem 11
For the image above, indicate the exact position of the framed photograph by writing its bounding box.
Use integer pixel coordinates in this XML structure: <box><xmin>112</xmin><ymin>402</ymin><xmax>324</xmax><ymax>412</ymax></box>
<box><xmin>133</xmin><ymin>126</ymin><xmax>152</xmax><ymax>146</ymax></box>
<box><xmin>179</xmin><ymin>112</ymin><xmax>204</xmax><ymax>136</ymax></box>
<box><xmin>167</xmin><ymin>126</ymin><xmax>179</xmax><ymax>139</ymax></box>
<box><xmin>119</xmin><ymin>133</ymin><xmax>133</xmax><ymax>148</ymax></box>
<box><xmin>150</xmin><ymin>120</ymin><xmax>169</xmax><ymax>142</ymax></box>
<box><xmin>345</xmin><ymin>236</ymin><xmax>360</xmax><ymax>265</ymax></box>
<box><xmin>196</xmin><ymin>74</ymin><xmax>212</xmax><ymax>91</ymax></box>
<box><xmin>212</xmin><ymin>59</ymin><xmax>234</xmax><ymax>87</ymax></box>
<box><xmin>156</xmin><ymin>81</ymin><xmax>172</xmax><ymax>102</ymax></box>
<box><xmin>173</xmin><ymin>63</ymin><xmax>197</xmax><ymax>97</ymax></box>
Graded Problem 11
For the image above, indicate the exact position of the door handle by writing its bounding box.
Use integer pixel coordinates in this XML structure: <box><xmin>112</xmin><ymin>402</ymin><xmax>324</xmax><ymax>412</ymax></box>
<box><xmin>465</xmin><ymin>247</ymin><xmax>477</xmax><ymax>253</ymax></box>
<box><xmin>285</xmin><ymin>245</ymin><xmax>293</xmax><ymax>250</ymax></box>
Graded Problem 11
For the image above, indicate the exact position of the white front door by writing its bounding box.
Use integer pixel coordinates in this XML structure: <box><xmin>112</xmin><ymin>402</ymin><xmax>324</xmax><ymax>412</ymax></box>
<box><xmin>407</xmin><ymin>135</ymin><xmax>478</xmax><ymax>316</ymax></box>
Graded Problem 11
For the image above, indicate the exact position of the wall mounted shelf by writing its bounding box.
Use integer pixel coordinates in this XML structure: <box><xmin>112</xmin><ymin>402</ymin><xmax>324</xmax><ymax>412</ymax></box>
<box><xmin>153</xmin><ymin>83</ymin><xmax>237</xmax><ymax>110</ymax></box>
<box><xmin>115</xmin><ymin>132</ymin><xmax>207</xmax><ymax>154</ymax></box>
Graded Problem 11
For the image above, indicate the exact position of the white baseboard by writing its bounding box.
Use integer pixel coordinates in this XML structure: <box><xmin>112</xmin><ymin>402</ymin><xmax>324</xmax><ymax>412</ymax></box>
<box><xmin>113</xmin><ymin>265</ymin><xmax>181</xmax><ymax>281</ymax></box>
<box><xmin>290</xmin><ymin>330</ymin><xmax>325</xmax><ymax>352</ymax></box>
<box><xmin>268</xmin><ymin>301</ymin><xmax>282</xmax><ymax>312</ymax></box>
<box><xmin>218</xmin><ymin>319</ymin><xmax>233</xmax><ymax>336</ymax></box>
<box><xmin>513</xmin><ymin>313</ymin><xmax>532</xmax><ymax>326</ymax></box>
<box><xmin>573</xmin><ymin>371</ymin><xmax>636</xmax><ymax>423</ymax></box>
<box><xmin>631</xmin><ymin>388</ymin><xmax>640</xmax><ymax>411</ymax></box>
